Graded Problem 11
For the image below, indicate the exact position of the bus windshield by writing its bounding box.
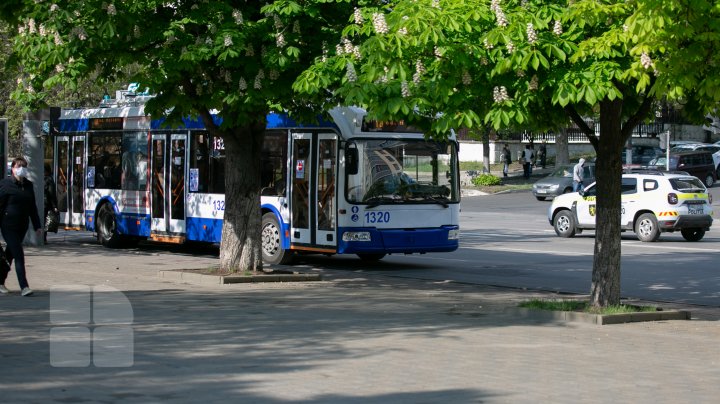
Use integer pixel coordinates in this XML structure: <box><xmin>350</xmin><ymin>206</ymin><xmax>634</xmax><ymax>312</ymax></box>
<box><xmin>346</xmin><ymin>139</ymin><xmax>459</xmax><ymax>206</ymax></box>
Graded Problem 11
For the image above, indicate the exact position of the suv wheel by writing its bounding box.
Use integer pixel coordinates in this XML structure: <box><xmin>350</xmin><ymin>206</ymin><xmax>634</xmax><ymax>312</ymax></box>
<box><xmin>553</xmin><ymin>210</ymin><xmax>576</xmax><ymax>238</ymax></box>
<box><xmin>635</xmin><ymin>213</ymin><xmax>660</xmax><ymax>242</ymax></box>
<box><xmin>681</xmin><ymin>228</ymin><xmax>705</xmax><ymax>242</ymax></box>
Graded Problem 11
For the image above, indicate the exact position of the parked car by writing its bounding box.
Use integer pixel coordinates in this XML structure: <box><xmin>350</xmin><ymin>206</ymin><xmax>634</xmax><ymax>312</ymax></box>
<box><xmin>549</xmin><ymin>172</ymin><xmax>713</xmax><ymax>242</ymax></box>
<box><xmin>621</xmin><ymin>145</ymin><xmax>664</xmax><ymax>168</ymax></box>
<box><xmin>646</xmin><ymin>150</ymin><xmax>717</xmax><ymax>187</ymax></box>
<box><xmin>667</xmin><ymin>143</ymin><xmax>720</xmax><ymax>176</ymax></box>
<box><xmin>532</xmin><ymin>163</ymin><xmax>595</xmax><ymax>201</ymax></box>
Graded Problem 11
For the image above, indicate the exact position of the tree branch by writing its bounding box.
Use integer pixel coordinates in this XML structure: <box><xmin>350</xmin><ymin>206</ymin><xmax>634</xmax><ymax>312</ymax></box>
<box><xmin>564</xmin><ymin>105</ymin><xmax>599</xmax><ymax>149</ymax></box>
<box><xmin>621</xmin><ymin>76</ymin><xmax>657</xmax><ymax>139</ymax></box>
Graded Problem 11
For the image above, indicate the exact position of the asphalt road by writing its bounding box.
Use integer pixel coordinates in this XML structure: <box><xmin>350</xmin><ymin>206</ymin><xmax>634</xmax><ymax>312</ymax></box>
<box><xmin>348</xmin><ymin>187</ymin><xmax>720</xmax><ymax>307</ymax></box>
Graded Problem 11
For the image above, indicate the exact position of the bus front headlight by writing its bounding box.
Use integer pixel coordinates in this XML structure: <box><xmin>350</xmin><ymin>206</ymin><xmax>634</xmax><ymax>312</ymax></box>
<box><xmin>342</xmin><ymin>232</ymin><xmax>371</xmax><ymax>242</ymax></box>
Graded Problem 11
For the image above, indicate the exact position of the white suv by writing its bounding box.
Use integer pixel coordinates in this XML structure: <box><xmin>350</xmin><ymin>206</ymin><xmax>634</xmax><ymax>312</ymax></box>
<box><xmin>549</xmin><ymin>172</ymin><xmax>714</xmax><ymax>242</ymax></box>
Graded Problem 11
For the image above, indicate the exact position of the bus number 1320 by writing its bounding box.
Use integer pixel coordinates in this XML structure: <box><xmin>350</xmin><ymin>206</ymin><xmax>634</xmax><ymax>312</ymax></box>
<box><xmin>365</xmin><ymin>211</ymin><xmax>390</xmax><ymax>224</ymax></box>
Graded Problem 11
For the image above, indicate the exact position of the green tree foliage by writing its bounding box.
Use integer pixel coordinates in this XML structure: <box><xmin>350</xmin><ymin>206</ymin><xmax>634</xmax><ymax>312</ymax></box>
<box><xmin>296</xmin><ymin>0</ymin><xmax>720</xmax><ymax>307</ymax></box>
<box><xmin>0</xmin><ymin>0</ymin><xmax>371</xmax><ymax>271</ymax></box>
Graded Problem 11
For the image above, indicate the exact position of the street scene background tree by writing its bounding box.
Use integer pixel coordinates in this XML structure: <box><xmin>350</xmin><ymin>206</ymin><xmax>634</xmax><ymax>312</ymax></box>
<box><xmin>296</xmin><ymin>0</ymin><xmax>720</xmax><ymax>307</ymax></box>
<box><xmin>0</xmin><ymin>0</ymin><xmax>379</xmax><ymax>272</ymax></box>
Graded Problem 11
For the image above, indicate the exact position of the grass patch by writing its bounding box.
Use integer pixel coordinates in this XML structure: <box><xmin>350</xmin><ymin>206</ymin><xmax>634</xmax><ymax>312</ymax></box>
<box><xmin>519</xmin><ymin>299</ymin><xmax>658</xmax><ymax>315</ymax></box>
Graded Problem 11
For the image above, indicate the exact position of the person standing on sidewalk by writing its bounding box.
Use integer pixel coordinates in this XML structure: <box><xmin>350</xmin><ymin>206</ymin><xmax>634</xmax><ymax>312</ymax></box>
<box><xmin>502</xmin><ymin>144</ymin><xmax>511</xmax><ymax>177</ymax></box>
<box><xmin>573</xmin><ymin>158</ymin><xmax>586</xmax><ymax>192</ymax></box>
<box><xmin>521</xmin><ymin>144</ymin><xmax>534</xmax><ymax>179</ymax></box>
<box><xmin>0</xmin><ymin>157</ymin><xmax>42</xmax><ymax>296</ymax></box>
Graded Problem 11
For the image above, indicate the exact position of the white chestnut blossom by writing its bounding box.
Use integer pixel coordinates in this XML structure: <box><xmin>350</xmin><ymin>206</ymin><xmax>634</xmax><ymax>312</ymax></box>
<box><xmin>28</xmin><ymin>19</ymin><xmax>36</xmax><ymax>34</ymax></box>
<box><xmin>516</xmin><ymin>70</ymin><xmax>525</xmax><ymax>77</ymax></box>
<box><xmin>529</xmin><ymin>75</ymin><xmax>539</xmax><ymax>91</ymax></box>
<box><xmin>401</xmin><ymin>81</ymin><xmax>411</xmax><ymax>98</ymax></box>
<box><xmin>107</xmin><ymin>3</ymin><xmax>116</xmax><ymax>16</ymax></box>
<box><xmin>274</xmin><ymin>15</ymin><xmax>283</xmax><ymax>30</ymax></box>
<box><xmin>553</xmin><ymin>20</ymin><xmax>563</xmax><ymax>36</ymax></box>
<box><xmin>640</xmin><ymin>52</ymin><xmax>653</xmax><ymax>70</ymax></box>
<box><xmin>372</xmin><ymin>13</ymin><xmax>388</xmax><ymax>34</ymax></box>
<box><xmin>484</xmin><ymin>38</ymin><xmax>493</xmax><ymax>50</ymax></box>
<box><xmin>493</xmin><ymin>86</ymin><xmax>510</xmax><ymax>103</ymax></box>
<box><xmin>276</xmin><ymin>33</ymin><xmax>286</xmax><ymax>48</ymax></box>
<box><xmin>398</xmin><ymin>27</ymin><xmax>408</xmax><ymax>35</ymax></box>
<box><xmin>239</xmin><ymin>77</ymin><xmax>247</xmax><ymax>91</ymax></box>
<box><xmin>343</xmin><ymin>38</ymin><xmax>353</xmax><ymax>54</ymax></box>
<box><xmin>506</xmin><ymin>40</ymin><xmax>516</xmax><ymax>53</ymax></box>
<box><xmin>432</xmin><ymin>0</ymin><xmax>440</xmax><ymax>8</ymax></box>
<box><xmin>413</xmin><ymin>59</ymin><xmax>426</xmax><ymax>84</ymax></box>
<box><xmin>246</xmin><ymin>45</ymin><xmax>255</xmax><ymax>56</ymax></box>
<box><xmin>293</xmin><ymin>21</ymin><xmax>301</xmax><ymax>34</ymax></box>
<box><xmin>346</xmin><ymin>63</ymin><xmax>357</xmax><ymax>82</ymax></box>
<box><xmin>269</xmin><ymin>69</ymin><xmax>279</xmax><ymax>81</ymax></box>
<box><xmin>526</xmin><ymin>23</ymin><xmax>537</xmax><ymax>44</ymax></box>
<box><xmin>134</xmin><ymin>25</ymin><xmax>141</xmax><ymax>38</ymax></box>
<box><xmin>54</xmin><ymin>31</ymin><xmax>63</xmax><ymax>46</ymax></box>
<box><xmin>462</xmin><ymin>70</ymin><xmax>472</xmax><ymax>85</ymax></box>
<box><xmin>55</xmin><ymin>64</ymin><xmax>65</xmax><ymax>73</ymax></box>
<box><xmin>254</xmin><ymin>70</ymin><xmax>265</xmax><ymax>90</ymax></box>
<box><xmin>352</xmin><ymin>46</ymin><xmax>361</xmax><ymax>60</ymax></box>
<box><xmin>490</xmin><ymin>0</ymin><xmax>501</xmax><ymax>12</ymax></box>
<box><xmin>233</xmin><ymin>9</ymin><xmax>243</xmax><ymax>24</ymax></box>
<box><xmin>39</xmin><ymin>24</ymin><xmax>47</xmax><ymax>37</ymax></box>
<box><xmin>354</xmin><ymin>8</ymin><xmax>364</xmax><ymax>25</ymax></box>
<box><xmin>480</xmin><ymin>57</ymin><xmax>489</xmax><ymax>66</ymax></box>
<box><xmin>434</xmin><ymin>46</ymin><xmax>442</xmax><ymax>58</ymax></box>
<box><xmin>50</xmin><ymin>4</ymin><xmax>59</xmax><ymax>13</ymax></box>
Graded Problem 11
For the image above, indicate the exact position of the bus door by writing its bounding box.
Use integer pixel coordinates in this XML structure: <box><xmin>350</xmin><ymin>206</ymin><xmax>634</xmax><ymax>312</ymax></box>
<box><xmin>150</xmin><ymin>134</ymin><xmax>187</xmax><ymax>239</ymax></box>
<box><xmin>289</xmin><ymin>131</ymin><xmax>337</xmax><ymax>248</ymax></box>
<box><xmin>55</xmin><ymin>135</ymin><xmax>85</xmax><ymax>229</ymax></box>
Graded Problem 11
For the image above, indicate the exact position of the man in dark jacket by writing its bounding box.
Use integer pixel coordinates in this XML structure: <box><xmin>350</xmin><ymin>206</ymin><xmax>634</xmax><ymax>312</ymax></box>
<box><xmin>0</xmin><ymin>157</ymin><xmax>42</xmax><ymax>296</ymax></box>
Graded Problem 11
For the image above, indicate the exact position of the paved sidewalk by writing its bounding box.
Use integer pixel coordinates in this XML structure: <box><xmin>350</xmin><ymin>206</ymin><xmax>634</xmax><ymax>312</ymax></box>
<box><xmin>1</xmin><ymin>234</ymin><xmax>719</xmax><ymax>403</ymax></box>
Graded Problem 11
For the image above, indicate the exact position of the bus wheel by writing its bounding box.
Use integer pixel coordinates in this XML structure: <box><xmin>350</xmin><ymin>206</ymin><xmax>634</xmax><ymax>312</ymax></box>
<box><xmin>261</xmin><ymin>213</ymin><xmax>293</xmax><ymax>265</ymax></box>
<box><xmin>96</xmin><ymin>203</ymin><xmax>122</xmax><ymax>248</ymax></box>
<box><xmin>357</xmin><ymin>253</ymin><xmax>386</xmax><ymax>262</ymax></box>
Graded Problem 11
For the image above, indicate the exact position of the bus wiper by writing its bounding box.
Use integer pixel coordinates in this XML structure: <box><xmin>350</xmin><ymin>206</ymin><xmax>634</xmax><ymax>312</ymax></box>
<box><xmin>364</xmin><ymin>196</ymin><xmax>400</xmax><ymax>209</ymax></box>
<box><xmin>423</xmin><ymin>195</ymin><xmax>449</xmax><ymax>208</ymax></box>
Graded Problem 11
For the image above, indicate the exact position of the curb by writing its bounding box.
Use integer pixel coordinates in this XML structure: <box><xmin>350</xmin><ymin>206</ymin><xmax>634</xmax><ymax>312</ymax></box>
<box><xmin>158</xmin><ymin>270</ymin><xmax>322</xmax><ymax>285</ymax></box>
<box><xmin>506</xmin><ymin>308</ymin><xmax>691</xmax><ymax>325</ymax></box>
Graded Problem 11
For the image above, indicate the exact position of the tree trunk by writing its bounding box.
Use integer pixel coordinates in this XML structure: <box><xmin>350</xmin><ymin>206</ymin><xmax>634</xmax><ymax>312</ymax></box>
<box><xmin>482</xmin><ymin>128</ymin><xmax>491</xmax><ymax>173</ymax></box>
<box><xmin>590</xmin><ymin>99</ymin><xmax>625</xmax><ymax>307</ymax></box>
<box><xmin>555</xmin><ymin>127</ymin><xmax>569</xmax><ymax>166</ymax></box>
<box><xmin>218</xmin><ymin>122</ymin><xmax>265</xmax><ymax>272</ymax></box>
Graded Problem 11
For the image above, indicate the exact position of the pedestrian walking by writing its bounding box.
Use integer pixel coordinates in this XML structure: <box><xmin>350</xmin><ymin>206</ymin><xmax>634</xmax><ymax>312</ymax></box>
<box><xmin>573</xmin><ymin>158</ymin><xmax>586</xmax><ymax>192</ymax></box>
<box><xmin>0</xmin><ymin>157</ymin><xmax>42</xmax><ymax>296</ymax></box>
<box><xmin>502</xmin><ymin>144</ymin><xmax>511</xmax><ymax>177</ymax></box>
<box><xmin>44</xmin><ymin>164</ymin><xmax>59</xmax><ymax>243</ymax></box>
<box><xmin>521</xmin><ymin>144</ymin><xmax>534</xmax><ymax>179</ymax></box>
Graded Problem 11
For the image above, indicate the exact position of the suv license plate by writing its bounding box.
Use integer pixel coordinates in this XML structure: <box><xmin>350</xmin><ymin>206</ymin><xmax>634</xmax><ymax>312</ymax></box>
<box><xmin>688</xmin><ymin>206</ymin><xmax>703</xmax><ymax>215</ymax></box>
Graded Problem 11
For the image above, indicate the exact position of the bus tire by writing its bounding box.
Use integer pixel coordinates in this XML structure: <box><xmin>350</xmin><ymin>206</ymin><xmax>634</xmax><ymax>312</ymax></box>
<box><xmin>261</xmin><ymin>213</ymin><xmax>293</xmax><ymax>265</ymax></box>
<box><xmin>357</xmin><ymin>253</ymin><xmax>386</xmax><ymax>262</ymax></box>
<box><xmin>96</xmin><ymin>203</ymin><xmax>123</xmax><ymax>248</ymax></box>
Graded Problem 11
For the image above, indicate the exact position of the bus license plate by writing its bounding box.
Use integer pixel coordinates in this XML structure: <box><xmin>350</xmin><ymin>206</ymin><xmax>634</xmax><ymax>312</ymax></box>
<box><xmin>688</xmin><ymin>206</ymin><xmax>703</xmax><ymax>215</ymax></box>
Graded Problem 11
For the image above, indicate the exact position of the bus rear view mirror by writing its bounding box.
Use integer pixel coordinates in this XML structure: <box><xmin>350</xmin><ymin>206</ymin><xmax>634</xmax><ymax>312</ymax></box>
<box><xmin>346</xmin><ymin>144</ymin><xmax>358</xmax><ymax>175</ymax></box>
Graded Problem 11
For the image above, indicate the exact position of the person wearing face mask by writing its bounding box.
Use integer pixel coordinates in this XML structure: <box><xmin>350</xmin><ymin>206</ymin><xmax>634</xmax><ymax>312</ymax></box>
<box><xmin>0</xmin><ymin>157</ymin><xmax>42</xmax><ymax>296</ymax></box>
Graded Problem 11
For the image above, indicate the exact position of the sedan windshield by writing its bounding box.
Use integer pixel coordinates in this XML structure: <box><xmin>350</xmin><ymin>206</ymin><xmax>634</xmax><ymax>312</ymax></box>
<box><xmin>346</xmin><ymin>139</ymin><xmax>459</xmax><ymax>205</ymax></box>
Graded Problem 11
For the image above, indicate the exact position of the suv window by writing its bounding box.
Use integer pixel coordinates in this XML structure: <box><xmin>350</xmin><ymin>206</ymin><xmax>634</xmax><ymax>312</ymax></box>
<box><xmin>669</xmin><ymin>177</ymin><xmax>706</xmax><ymax>192</ymax></box>
<box><xmin>643</xmin><ymin>179</ymin><xmax>658</xmax><ymax>191</ymax></box>
<box><xmin>621</xmin><ymin>178</ymin><xmax>637</xmax><ymax>194</ymax></box>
